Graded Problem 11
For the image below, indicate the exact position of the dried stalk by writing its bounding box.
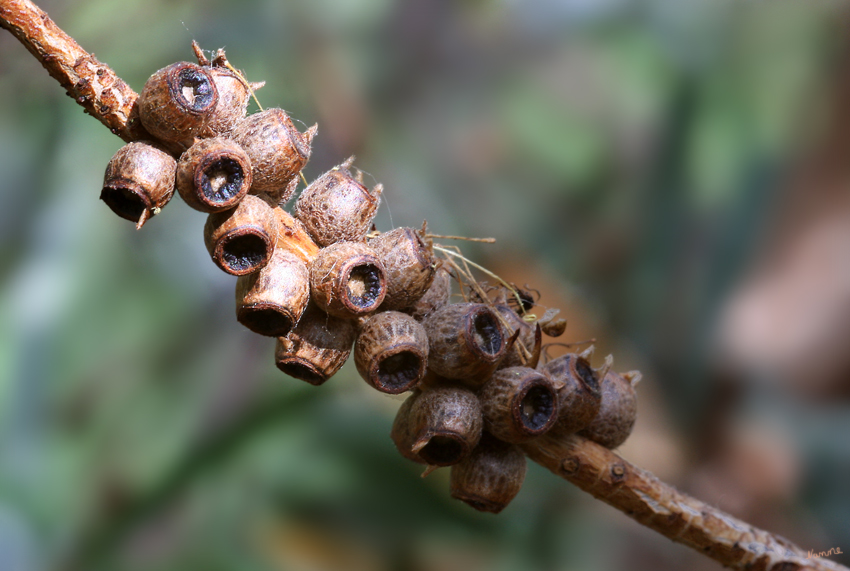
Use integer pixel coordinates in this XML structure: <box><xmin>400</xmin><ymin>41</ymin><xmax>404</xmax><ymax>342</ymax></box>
<box><xmin>2</xmin><ymin>2</ymin><xmax>846</xmax><ymax>570</ymax></box>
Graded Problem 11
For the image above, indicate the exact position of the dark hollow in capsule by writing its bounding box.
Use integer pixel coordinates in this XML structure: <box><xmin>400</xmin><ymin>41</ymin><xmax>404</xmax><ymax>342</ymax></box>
<box><xmin>199</xmin><ymin>157</ymin><xmax>244</xmax><ymax>204</ymax></box>
<box><xmin>277</xmin><ymin>360</ymin><xmax>326</xmax><ymax>386</ymax></box>
<box><xmin>101</xmin><ymin>185</ymin><xmax>147</xmax><ymax>222</ymax></box>
<box><xmin>221</xmin><ymin>233</ymin><xmax>268</xmax><ymax>273</ymax></box>
<box><xmin>419</xmin><ymin>435</ymin><xmax>465</xmax><ymax>466</ymax></box>
<box><xmin>347</xmin><ymin>263</ymin><xmax>384</xmax><ymax>309</ymax></box>
<box><xmin>377</xmin><ymin>352</ymin><xmax>422</xmax><ymax>391</ymax></box>
<box><xmin>238</xmin><ymin>306</ymin><xmax>292</xmax><ymax>337</ymax></box>
<box><xmin>520</xmin><ymin>385</ymin><xmax>555</xmax><ymax>431</ymax></box>
<box><xmin>173</xmin><ymin>66</ymin><xmax>216</xmax><ymax>111</ymax></box>
<box><xmin>472</xmin><ymin>310</ymin><xmax>504</xmax><ymax>357</ymax></box>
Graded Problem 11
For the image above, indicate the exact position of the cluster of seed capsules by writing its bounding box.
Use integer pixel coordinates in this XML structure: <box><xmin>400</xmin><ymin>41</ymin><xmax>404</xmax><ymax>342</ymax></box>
<box><xmin>99</xmin><ymin>47</ymin><xmax>640</xmax><ymax>514</ymax></box>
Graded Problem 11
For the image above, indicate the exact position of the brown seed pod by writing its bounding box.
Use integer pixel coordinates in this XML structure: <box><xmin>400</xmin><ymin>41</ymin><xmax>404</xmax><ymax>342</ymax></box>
<box><xmin>369</xmin><ymin>227</ymin><xmax>437</xmax><ymax>311</ymax></box>
<box><xmin>479</xmin><ymin>366</ymin><xmax>559</xmax><ymax>443</ymax></box>
<box><xmin>275</xmin><ymin>303</ymin><xmax>357</xmax><ymax>386</ymax></box>
<box><xmin>235</xmin><ymin>247</ymin><xmax>309</xmax><ymax>337</ymax></box>
<box><xmin>199</xmin><ymin>66</ymin><xmax>250</xmax><ymax>138</ymax></box>
<box><xmin>138</xmin><ymin>61</ymin><xmax>218</xmax><ymax>148</ymax></box>
<box><xmin>450</xmin><ymin>433</ymin><xmax>527</xmax><ymax>514</ymax></box>
<box><xmin>539</xmin><ymin>353</ymin><xmax>602</xmax><ymax>437</ymax></box>
<box><xmin>231</xmin><ymin>108</ymin><xmax>316</xmax><ymax>202</ymax></box>
<box><xmin>101</xmin><ymin>141</ymin><xmax>176</xmax><ymax>229</ymax></box>
<box><xmin>310</xmin><ymin>241</ymin><xmax>387</xmax><ymax>318</ymax></box>
<box><xmin>354</xmin><ymin>311</ymin><xmax>428</xmax><ymax>394</ymax></box>
<box><xmin>406</xmin><ymin>264</ymin><xmax>452</xmax><ymax>322</ymax></box>
<box><xmin>422</xmin><ymin>303</ymin><xmax>507</xmax><ymax>383</ymax></box>
<box><xmin>496</xmin><ymin>305</ymin><xmax>541</xmax><ymax>369</ymax></box>
<box><xmin>176</xmin><ymin>137</ymin><xmax>252</xmax><ymax>213</ymax></box>
<box><xmin>203</xmin><ymin>194</ymin><xmax>278</xmax><ymax>275</ymax></box>
<box><xmin>391</xmin><ymin>384</ymin><xmax>483</xmax><ymax>466</ymax></box>
<box><xmin>577</xmin><ymin>370</ymin><xmax>638</xmax><ymax>449</ymax></box>
<box><xmin>295</xmin><ymin>157</ymin><xmax>382</xmax><ymax>246</ymax></box>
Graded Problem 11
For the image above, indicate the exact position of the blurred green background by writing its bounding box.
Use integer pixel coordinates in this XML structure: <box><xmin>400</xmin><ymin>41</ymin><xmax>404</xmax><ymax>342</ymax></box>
<box><xmin>2</xmin><ymin>0</ymin><xmax>850</xmax><ymax>570</ymax></box>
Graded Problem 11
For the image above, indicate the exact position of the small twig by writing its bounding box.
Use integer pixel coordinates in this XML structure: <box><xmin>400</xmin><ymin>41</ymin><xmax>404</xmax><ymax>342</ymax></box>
<box><xmin>523</xmin><ymin>434</ymin><xmax>847</xmax><ymax>571</ymax></box>
<box><xmin>425</xmin><ymin>233</ymin><xmax>496</xmax><ymax>243</ymax></box>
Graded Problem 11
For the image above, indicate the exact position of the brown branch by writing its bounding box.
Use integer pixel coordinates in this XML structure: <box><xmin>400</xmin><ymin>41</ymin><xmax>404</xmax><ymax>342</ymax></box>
<box><xmin>523</xmin><ymin>434</ymin><xmax>848</xmax><ymax>571</ymax></box>
<box><xmin>2</xmin><ymin>2</ymin><xmax>847</xmax><ymax>571</ymax></box>
<box><xmin>0</xmin><ymin>0</ymin><xmax>148</xmax><ymax>142</ymax></box>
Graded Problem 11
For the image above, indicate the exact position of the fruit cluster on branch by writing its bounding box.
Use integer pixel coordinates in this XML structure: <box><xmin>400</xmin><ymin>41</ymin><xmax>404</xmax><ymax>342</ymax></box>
<box><xmin>98</xmin><ymin>45</ymin><xmax>641</xmax><ymax>514</ymax></box>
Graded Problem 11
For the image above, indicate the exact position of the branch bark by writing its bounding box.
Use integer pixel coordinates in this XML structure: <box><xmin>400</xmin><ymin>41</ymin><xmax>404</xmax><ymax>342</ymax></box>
<box><xmin>2</xmin><ymin>2</ymin><xmax>847</xmax><ymax>571</ymax></box>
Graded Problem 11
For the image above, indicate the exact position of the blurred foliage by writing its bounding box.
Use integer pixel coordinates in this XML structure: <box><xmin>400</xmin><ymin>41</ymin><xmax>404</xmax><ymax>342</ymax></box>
<box><xmin>2</xmin><ymin>0</ymin><xmax>850</xmax><ymax>570</ymax></box>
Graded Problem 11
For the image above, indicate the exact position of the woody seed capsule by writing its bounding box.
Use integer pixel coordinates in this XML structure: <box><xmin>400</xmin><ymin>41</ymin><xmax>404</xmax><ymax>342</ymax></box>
<box><xmin>310</xmin><ymin>241</ymin><xmax>387</xmax><ymax>318</ymax></box>
<box><xmin>200</xmin><ymin>66</ymin><xmax>250</xmax><ymax>138</ymax></box>
<box><xmin>176</xmin><ymin>137</ymin><xmax>252</xmax><ymax>213</ymax></box>
<box><xmin>354</xmin><ymin>311</ymin><xmax>428</xmax><ymax>394</ymax></box>
<box><xmin>139</xmin><ymin>62</ymin><xmax>218</xmax><ymax>149</ymax></box>
<box><xmin>479</xmin><ymin>366</ymin><xmax>559</xmax><ymax>443</ymax></box>
<box><xmin>450</xmin><ymin>433</ymin><xmax>527</xmax><ymax>514</ymax></box>
<box><xmin>101</xmin><ymin>141</ymin><xmax>176</xmax><ymax>229</ymax></box>
<box><xmin>295</xmin><ymin>157</ymin><xmax>382</xmax><ymax>246</ymax></box>
<box><xmin>406</xmin><ymin>264</ymin><xmax>451</xmax><ymax>322</ymax></box>
<box><xmin>231</xmin><ymin>108</ymin><xmax>316</xmax><ymax>203</ymax></box>
<box><xmin>203</xmin><ymin>194</ymin><xmax>278</xmax><ymax>275</ymax></box>
<box><xmin>369</xmin><ymin>227</ymin><xmax>437</xmax><ymax>311</ymax></box>
<box><xmin>577</xmin><ymin>370</ymin><xmax>638</xmax><ymax>449</ymax></box>
<box><xmin>235</xmin><ymin>247</ymin><xmax>309</xmax><ymax>337</ymax></box>
<box><xmin>496</xmin><ymin>305</ymin><xmax>541</xmax><ymax>369</ymax></box>
<box><xmin>540</xmin><ymin>353</ymin><xmax>602</xmax><ymax>437</ymax></box>
<box><xmin>391</xmin><ymin>384</ymin><xmax>483</xmax><ymax>466</ymax></box>
<box><xmin>275</xmin><ymin>303</ymin><xmax>357</xmax><ymax>386</ymax></box>
<box><xmin>423</xmin><ymin>303</ymin><xmax>507</xmax><ymax>383</ymax></box>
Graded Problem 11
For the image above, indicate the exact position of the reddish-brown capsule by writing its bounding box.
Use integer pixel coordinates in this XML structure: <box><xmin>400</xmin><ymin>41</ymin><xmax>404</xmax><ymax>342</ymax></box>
<box><xmin>138</xmin><ymin>62</ymin><xmax>218</xmax><ymax>148</ymax></box>
<box><xmin>295</xmin><ymin>157</ymin><xmax>382</xmax><ymax>246</ymax></box>
<box><xmin>450</xmin><ymin>433</ymin><xmax>527</xmax><ymax>514</ymax></box>
<box><xmin>310</xmin><ymin>242</ymin><xmax>387</xmax><ymax>318</ymax></box>
<box><xmin>479</xmin><ymin>367</ymin><xmax>559</xmax><ymax>443</ymax></box>
<box><xmin>200</xmin><ymin>66</ymin><xmax>250</xmax><ymax>138</ymax></box>
<box><xmin>176</xmin><ymin>138</ymin><xmax>252</xmax><ymax>212</ymax></box>
<box><xmin>101</xmin><ymin>142</ymin><xmax>176</xmax><ymax>229</ymax></box>
<box><xmin>274</xmin><ymin>303</ymin><xmax>357</xmax><ymax>386</ymax></box>
<box><xmin>203</xmin><ymin>194</ymin><xmax>278</xmax><ymax>275</ymax></box>
<box><xmin>423</xmin><ymin>303</ymin><xmax>507</xmax><ymax>383</ymax></box>
<box><xmin>540</xmin><ymin>354</ymin><xmax>602</xmax><ymax>437</ymax></box>
<box><xmin>231</xmin><ymin>108</ymin><xmax>316</xmax><ymax>202</ymax></box>
<box><xmin>496</xmin><ymin>305</ymin><xmax>541</xmax><ymax>369</ymax></box>
<box><xmin>235</xmin><ymin>247</ymin><xmax>309</xmax><ymax>337</ymax></box>
<box><xmin>391</xmin><ymin>385</ymin><xmax>483</xmax><ymax>466</ymax></box>
<box><xmin>406</xmin><ymin>264</ymin><xmax>452</xmax><ymax>322</ymax></box>
<box><xmin>272</xmin><ymin>207</ymin><xmax>321</xmax><ymax>265</ymax></box>
<box><xmin>369</xmin><ymin>227</ymin><xmax>437</xmax><ymax>311</ymax></box>
<box><xmin>354</xmin><ymin>311</ymin><xmax>428</xmax><ymax>394</ymax></box>
<box><xmin>577</xmin><ymin>370</ymin><xmax>638</xmax><ymax>449</ymax></box>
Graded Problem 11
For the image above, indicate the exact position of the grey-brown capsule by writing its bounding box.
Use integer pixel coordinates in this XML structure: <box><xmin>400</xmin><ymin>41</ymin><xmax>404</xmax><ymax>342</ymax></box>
<box><xmin>138</xmin><ymin>62</ymin><xmax>218</xmax><ymax>149</ymax></box>
<box><xmin>391</xmin><ymin>385</ymin><xmax>482</xmax><ymax>466</ymax></box>
<box><xmin>496</xmin><ymin>305</ymin><xmax>541</xmax><ymax>369</ymax></box>
<box><xmin>275</xmin><ymin>303</ymin><xmax>357</xmax><ymax>386</ymax></box>
<box><xmin>310</xmin><ymin>241</ymin><xmax>387</xmax><ymax>318</ymax></box>
<box><xmin>540</xmin><ymin>353</ymin><xmax>602</xmax><ymax>438</ymax></box>
<box><xmin>176</xmin><ymin>137</ymin><xmax>252</xmax><ymax>212</ymax></box>
<box><xmin>200</xmin><ymin>66</ymin><xmax>250</xmax><ymax>138</ymax></box>
<box><xmin>577</xmin><ymin>370</ymin><xmax>638</xmax><ymax>449</ymax></box>
<box><xmin>203</xmin><ymin>194</ymin><xmax>278</xmax><ymax>275</ymax></box>
<box><xmin>369</xmin><ymin>227</ymin><xmax>437</xmax><ymax>311</ymax></box>
<box><xmin>101</xmin><ymin>142</ymin><xmax>176</xmax><ymax>229</ymax></box>
<box><xmin>235</xmin><ymin>247</ymin><xmax>309</xmax><ymax>337</ymax></box>
<box><xmin>479</xmin><ymin>367</ymin><xmax>559</xmax><ymax>443</ymax></box>
<box><xmin>354</xmin><ymin>311</ymin><xmax>428</xmax><ymax>394</ymax></box>
<box><xmin>406</xmin><ymin>264</ymin><xmax>451</xmax><ymax>322</ymax></box>
<box><xmin>423</xmin><ymin>303</ymin><xmax>507</xmax><ymax>384</ymax></box>
<box><xmin>231</xmin><ymin>108</ymin><xmax>316</xmax><ymax>202</ymax></box>
<box><xmin>295</xmin><ymin>157</ymin><xmax>382</xmax><ymax>246</ymax></box>
<box><xmin>450</xmin><ymin>433</ymin><xmax>527</xmax><ymax>514</ymax></box>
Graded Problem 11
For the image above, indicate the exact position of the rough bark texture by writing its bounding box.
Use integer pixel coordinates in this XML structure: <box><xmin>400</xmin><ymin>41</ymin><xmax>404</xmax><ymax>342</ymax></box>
<box><xmin>523</xmin><ymin>434</ymin><xmax>848</xmax><ymax>571</ymax></box>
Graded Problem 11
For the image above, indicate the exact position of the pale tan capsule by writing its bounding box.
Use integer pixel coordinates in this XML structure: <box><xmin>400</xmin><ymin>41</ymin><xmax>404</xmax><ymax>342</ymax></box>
<box><xmin>450</xmin><ymin>433</ymin><xmax>527</xmax><ymax>514</ymax></box>
<box><xmin>354</xmin><ymin>311</ymin><xmax>429</xmax><ymax>394</ymax></box>
<box><xmin>391</xmin><ymin>384</ymin><xmax>482</xmax><ymax>467</ymax></box>
<box><xmin>274</xmin><ymin>303</ymin><xmax>357</xmax><ymax>386</ymax></box>
<box><xmin>369</xmin><ymin>227</ymin><xmax>437</xmax><ymax>311</ymax></box>
<box><xmin>235</xmin><ymin>247</ymin><xmax>310</xmax><ymax>337</ymax></box>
